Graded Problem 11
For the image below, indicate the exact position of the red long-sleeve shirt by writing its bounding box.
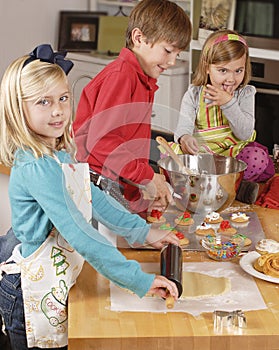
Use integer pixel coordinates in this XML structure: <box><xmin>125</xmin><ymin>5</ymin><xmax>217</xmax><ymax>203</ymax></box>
<box><xmin>73</xmin><ymin>48</ymin><xmax>159</xmax><ymax>203</ymax></box>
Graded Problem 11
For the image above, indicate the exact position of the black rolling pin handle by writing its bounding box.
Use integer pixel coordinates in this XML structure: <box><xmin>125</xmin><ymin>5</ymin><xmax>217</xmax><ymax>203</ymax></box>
<box><xmin>160</xmin><ymin>243</ymin><xmax>183</xmax><ymax>308</ymax></box>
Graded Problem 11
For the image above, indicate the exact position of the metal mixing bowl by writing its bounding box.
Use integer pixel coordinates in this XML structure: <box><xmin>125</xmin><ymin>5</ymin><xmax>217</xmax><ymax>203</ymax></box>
<box><xmin>158</xmin><ymin>154</ymin><xmax>247</xmax><ymax>214</ymax></box>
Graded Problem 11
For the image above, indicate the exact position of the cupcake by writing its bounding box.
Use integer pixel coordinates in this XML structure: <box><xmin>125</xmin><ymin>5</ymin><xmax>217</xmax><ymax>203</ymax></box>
<box><xmin>230</xmin><ymin>212</ymin><xmax>249</xmax><ymax>223</ymax></box>
<box><xmin>147</xmin><ymin>209</ymin><xmax>166</xmax><ymax>224</ymax></box>
<box><xmin>255</xmin><ymin>239</ymin><xmax>279</xmax><ymax>255</ymax></box>
<box><xmin>231</xmin><ymin>233</ymin><xmax>251</xmax><ymax>247</ymax></box>
<box><xmin>195</xmin><ymin>222</ymin><xmax>215</xmax><ymax>236</ymax></box>
<box><xmin>174</xmin><ymin>211</ymin><xmax>194</xmax><ymax>226</ymax></box>
<box><xmin>217</xmin><ymin>220</ymin><xmax>237</xmax><ymax>235</ymax></box>
<box><xmin>159</xmin><ymin>223</ymin><xmax>189</xmax><ymax>246</ymax></box>
<box><xmin>189</xmin><ymin>193</ymin><xmax>198</xmax><ymax>202</ymax></box>
<box><xmin>175</xmin><ymin>231</ymin><xmax>190</xmax><ymax>246</ymax></box>
<box><xmin>204</xmin><ymin>211</ymin><xmax>223</xmax><ymax>224</ymax></box>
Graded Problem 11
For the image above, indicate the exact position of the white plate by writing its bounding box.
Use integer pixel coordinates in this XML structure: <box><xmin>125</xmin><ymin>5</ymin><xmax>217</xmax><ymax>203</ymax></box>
<box><xmin>239</xmin><ymin>251</ymin><xmax>279</xmax><ymax>284</ymax></box>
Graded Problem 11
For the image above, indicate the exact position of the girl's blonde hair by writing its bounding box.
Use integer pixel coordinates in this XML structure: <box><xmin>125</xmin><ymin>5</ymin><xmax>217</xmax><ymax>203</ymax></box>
<box><xmin>0</xmin><ymin>57</ymin><xmax>76</xmax><ymax>167</ymax></box>
<box><xmin>126</xmin><ymin>0</ymin><xmax>192</xmax><ymax>50</ymax></box>
<box><xmin>192</xmin><ymin>29</ymin><xmax>251</xmax><ymax>87</ymax></box>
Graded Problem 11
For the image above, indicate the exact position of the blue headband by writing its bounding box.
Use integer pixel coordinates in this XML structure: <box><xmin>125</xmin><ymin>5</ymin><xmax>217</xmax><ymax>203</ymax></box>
<box><xmin>23</xmin><ymin>44</ymin><xmax>74</xmax><ymax>75</ymax></box>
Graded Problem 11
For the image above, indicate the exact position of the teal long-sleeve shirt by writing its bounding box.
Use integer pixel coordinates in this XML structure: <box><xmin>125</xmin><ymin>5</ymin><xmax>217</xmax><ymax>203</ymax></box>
<box><xmin>9</xmin><ymin>149</ymin><xmax>154</xmax><ymax>297</ymax></box>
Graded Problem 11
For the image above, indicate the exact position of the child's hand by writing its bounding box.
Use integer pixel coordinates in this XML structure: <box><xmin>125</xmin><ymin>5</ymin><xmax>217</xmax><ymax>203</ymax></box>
<box><xmin>145</xmin><ymin>173</ymin><xmax>174</xmax><ymax>208</ymax></box>
<box><xmin>180</xmin><ymin>134</ymin><xmax>199</xmax><ymax>154</ymax></box>
<box><xmin>147</xmin><ymin>275</ymin><xmax>178</xmax><ymax>300</ymax></box>
<box><xmin>204</xmin><ymin>84</ymin><xmax>233</xmax><ymax>107</ymax></box>
<box><xmin>145</xmin><ymin>227</ymin><xmax>179</xmax><ymax>249</ymax></box>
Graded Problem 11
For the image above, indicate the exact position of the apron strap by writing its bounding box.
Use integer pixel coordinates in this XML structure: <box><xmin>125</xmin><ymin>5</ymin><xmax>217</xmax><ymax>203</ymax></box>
<box><xmin>0</xmin><ymin>262</ymin><xmax>21</xmax><ymax>279</ymax></box>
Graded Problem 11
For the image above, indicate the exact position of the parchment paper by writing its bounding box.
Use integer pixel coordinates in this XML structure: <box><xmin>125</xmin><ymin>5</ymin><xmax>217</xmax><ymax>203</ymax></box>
<box><xmin>110</xmin><ymin>262</ymin><xmax>267</xmax><ymax>316</ymax></box>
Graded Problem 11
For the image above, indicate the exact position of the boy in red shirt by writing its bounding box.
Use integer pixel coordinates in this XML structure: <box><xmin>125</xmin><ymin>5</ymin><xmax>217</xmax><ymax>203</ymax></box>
<box><xmin>73</xmin><ymin>0</ymin><xmax>191</xmax><ymax>214</ymax></box>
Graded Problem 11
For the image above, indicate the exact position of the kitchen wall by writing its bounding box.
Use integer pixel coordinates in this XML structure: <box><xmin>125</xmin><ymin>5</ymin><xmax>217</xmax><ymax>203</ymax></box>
<box><xmin>0</xmin><ymin>0</ymin><xmax>89</xmax><ymax>79</ymax></box>
<box><xmin>0</xmin><ymin>174</ymin><xmax>11</xmax><ymax>235</ymax></box>
<box><xmin>0</xmin><ymin>0</ymin><xmax>190</xmax><ymax>234</ymax></box>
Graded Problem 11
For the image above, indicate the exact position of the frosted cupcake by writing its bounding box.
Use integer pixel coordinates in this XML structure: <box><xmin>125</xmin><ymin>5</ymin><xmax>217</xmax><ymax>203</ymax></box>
<box><xmin>255</xmin><ymin>239</ymin><xmax>279</xmax><ymax>255</ymax></box>
<box><xmin>204</xmin><ymin>211</ymin><xmax>223</xmax><ymax>224</ymax></box>
<box><xmin>195</xmin><ymin>222</ymin><xmax>215</xmax><ymax>236</ymax></box>
<box><xmin>230</xmin><ymin>212</ymin><xmax>250</xmax><ymax>223</ymax></box>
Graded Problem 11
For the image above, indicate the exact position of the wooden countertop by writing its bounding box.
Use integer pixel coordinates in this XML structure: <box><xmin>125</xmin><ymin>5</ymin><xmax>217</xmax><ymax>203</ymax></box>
<box><xmin>68</xmin><ymin>204</ymin><xmax>279</xmax><ymax>350</ymax></box>
<box><xmin>0</xmin><ymin>164</ymin><xmax>10</xmax><ymax>176</ymax></box>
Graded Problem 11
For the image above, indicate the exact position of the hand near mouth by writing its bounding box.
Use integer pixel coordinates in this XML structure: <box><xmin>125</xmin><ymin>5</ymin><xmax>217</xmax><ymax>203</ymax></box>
<box><xmin>204</xmin><ymin>84</ymin><xmax>234</xmax><ymax>107</ymax></box>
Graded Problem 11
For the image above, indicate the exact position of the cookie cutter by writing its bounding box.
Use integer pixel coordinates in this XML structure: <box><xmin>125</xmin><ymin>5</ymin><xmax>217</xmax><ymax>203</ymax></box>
<box><xmin>213</xmin><ymin>310</ymin><xmax>247</xmax><ymax>329</ymax></box>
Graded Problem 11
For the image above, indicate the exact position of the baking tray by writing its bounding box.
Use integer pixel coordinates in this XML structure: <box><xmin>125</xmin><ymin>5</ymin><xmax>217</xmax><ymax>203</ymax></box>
<box><xmin>117</xmin><ymin>211</ymin><xmax>265</xmax><ymax>252</ymax></box>
<box><xmin>157</xmin><ymin>210</ymin><xmax>265</xmax><ymax>252</ymax></box>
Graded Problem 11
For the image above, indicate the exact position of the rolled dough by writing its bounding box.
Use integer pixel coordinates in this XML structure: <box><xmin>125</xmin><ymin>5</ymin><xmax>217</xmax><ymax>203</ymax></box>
<box><xmin>181</xmin><ymin>271</ymin><xmax>231</xmax><ymax>299</ymax></box>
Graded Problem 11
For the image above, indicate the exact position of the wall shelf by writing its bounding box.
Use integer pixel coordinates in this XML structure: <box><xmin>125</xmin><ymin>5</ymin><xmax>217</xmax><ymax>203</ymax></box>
<box><xmin>91</xmin><ymin>0</ymin><xmax>190</xmax><ymax>12</ymax></box>
<box><xmin>190</xmin><ymin>40</ymin><xmax>279</xmax><ymax>61</ymax></box>
<box><xmin>97</xmin><ymin>0</ymin><xmax>190</xmax><ymax>6</ymax></box>
<box><xmin>97</xmin><ymin>1</ymin><xmax>136</xmax><ymax>7</ymax></box>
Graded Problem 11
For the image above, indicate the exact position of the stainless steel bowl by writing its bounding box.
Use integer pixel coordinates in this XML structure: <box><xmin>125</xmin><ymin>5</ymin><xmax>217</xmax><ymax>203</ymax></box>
<box><xmin>158</xmin><ymin>154</ymin><xmax>247</xmax><ymax>213</ymax></box>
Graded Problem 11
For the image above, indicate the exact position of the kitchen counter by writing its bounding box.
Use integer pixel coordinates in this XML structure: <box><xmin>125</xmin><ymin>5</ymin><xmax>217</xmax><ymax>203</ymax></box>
<box><xmin>0</xmin><ymin>164</ymin><xmax>10</xmax><ymax>176</ymax></box>
<box><xmin>67</xmin><ymin>52</ymin><xmax>189</xmax><ymax>75</ymax></box>
<box><xmin>68</xmin><ymin>204</ymin><xmax>279</xmax><ymax>350</ymax></box>
<box><xmin>190</xmin><ymin>40</ymin><xmax>279</xmax><ymax>61</ymax></box>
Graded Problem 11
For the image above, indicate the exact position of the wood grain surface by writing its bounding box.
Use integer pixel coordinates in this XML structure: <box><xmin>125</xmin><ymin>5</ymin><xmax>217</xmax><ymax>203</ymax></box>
<box><xmin>0</xmin><ymin>164</ymin><xmax>10</xmax><ymax>175</ymax></box>
<box><xmin>68</xmin><ymin>204</ymin><xmax>279</xmax><ymax>350</ymax></box>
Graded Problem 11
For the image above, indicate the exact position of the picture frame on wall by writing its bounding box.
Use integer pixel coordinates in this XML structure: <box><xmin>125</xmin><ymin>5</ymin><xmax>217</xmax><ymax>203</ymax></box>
<box><xmin>198</xmin><ymin>0</ymin><xmax>236</xmax><ymax>43</ymax></box>
<box><xmin>58</xmin><ymin>11</ymin><xmax>107</xmax><ymax>52</ymax></box>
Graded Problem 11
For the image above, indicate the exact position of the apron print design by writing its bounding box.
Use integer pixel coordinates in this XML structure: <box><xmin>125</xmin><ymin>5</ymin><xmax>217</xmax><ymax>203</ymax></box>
<box><xmin>41</xmin><ymin>279</ymin><xmax>68</xmax><ymax>332</ymax></box>
<box><xmin>5</xmin><ymin>161</ymin><xmax>92</xmax><ymax>348</ymax></box>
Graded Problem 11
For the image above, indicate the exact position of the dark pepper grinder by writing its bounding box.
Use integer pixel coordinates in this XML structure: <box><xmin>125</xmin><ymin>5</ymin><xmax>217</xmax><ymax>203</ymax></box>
<box><xmin>160</xmin><ymin>243</ymin><xmax>183</xmax><ymax>308</ymax></box>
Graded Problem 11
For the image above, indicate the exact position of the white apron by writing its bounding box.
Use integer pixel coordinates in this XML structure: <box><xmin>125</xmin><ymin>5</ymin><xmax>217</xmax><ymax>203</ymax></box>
<box><xmin>8</xmin><ymin>160</ymin><xmax>92</xmax><ymax>348</ymax></box>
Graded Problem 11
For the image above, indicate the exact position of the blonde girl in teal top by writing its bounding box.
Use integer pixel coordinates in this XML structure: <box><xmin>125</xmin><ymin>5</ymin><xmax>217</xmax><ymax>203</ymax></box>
<box><xmin>0</xmin><ymin>44</ymin><xmax>179</xmax><ymax>350</ymax></box>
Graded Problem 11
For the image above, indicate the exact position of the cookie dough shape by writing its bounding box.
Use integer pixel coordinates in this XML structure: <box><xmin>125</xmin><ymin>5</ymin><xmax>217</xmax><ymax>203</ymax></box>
<box><xmin>181</xmin><ymin>271</ymin><xmax>231</xmax><ymax>299</ymax></box>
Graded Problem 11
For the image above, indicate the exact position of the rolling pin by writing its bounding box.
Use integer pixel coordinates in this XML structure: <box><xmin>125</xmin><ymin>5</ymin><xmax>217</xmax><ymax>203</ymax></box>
<box><xmin>160</xmin><ymin>243</ymin><xmax>183</xmax><ymax>309</ymax></box>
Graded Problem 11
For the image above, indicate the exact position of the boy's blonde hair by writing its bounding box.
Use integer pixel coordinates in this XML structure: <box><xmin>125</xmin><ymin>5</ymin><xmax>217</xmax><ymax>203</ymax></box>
<box><xmin>0</xmin><ymin>57</ymin><xmax>75</xmax><ymax>167</ymax></box>
<box><xmin>126</xmin><ymin>0</ymin><xmax>192</xmax><ymax>50</ymax></box>
<box><xmin>193</xmin><ymin>29</ymin><xmax>251</xmax><ymax>87</ymax></box>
